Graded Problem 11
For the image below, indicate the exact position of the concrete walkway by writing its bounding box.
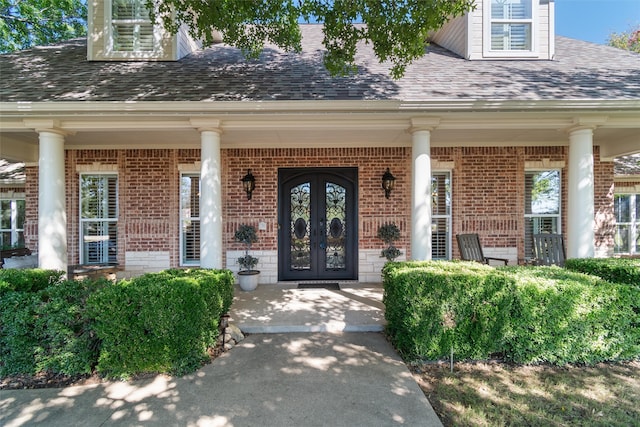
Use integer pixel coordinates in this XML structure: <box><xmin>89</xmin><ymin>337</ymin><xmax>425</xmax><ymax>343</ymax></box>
<box><xmin>231</xmin><ymin>282</ymin><xmax>386</xmax><ymax>333</ymax></box>
<box><xmin>1</xmin><ymin>284</ymin><xmax>443</xmax><ymax>427</ymax></box>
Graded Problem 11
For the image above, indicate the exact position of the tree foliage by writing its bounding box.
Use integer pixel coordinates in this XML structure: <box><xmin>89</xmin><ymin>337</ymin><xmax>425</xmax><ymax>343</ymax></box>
<box><xmin>0</xmin><ymin>0</ymin><xmax>87</xmax><ymax>52</ymax></box>
<box><xmin>608</xmin><ymin>25</ymin><xmax>640</xmax><ymax>54</ymax></box>
<box><xmin>149</xmin><ymin>0</ymin><xmax>475</xmax><ymax>78</ymax></box>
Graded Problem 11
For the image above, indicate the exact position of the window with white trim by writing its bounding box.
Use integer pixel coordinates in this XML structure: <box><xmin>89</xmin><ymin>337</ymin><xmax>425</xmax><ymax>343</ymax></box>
<box><xmin>432</xmin><ymin>171</ymin><xmax>452</xmax><ymax>260</ymax></box>
<box><xmin>485</xmin><ymin>0</ymin><xmax>536</xmax><ymax>56</ymax></box>
<box><xmin>0</xmin><ymin>197</ymin><xmax>25</xmax><ymax>249</ymax></box>
<box><xmin>110</xmin><ymin>0</ymin><xmax>156</xmax><ymax>53</ymax></box>
<box><xmin>180</xmin><ymin>174</ymin><xmax>200</xmax><ymax>265</ymax></box>
<box><xmin>80</xmin><ymin>174</ymin><xmax>118</xmax><ymax>264</ymax></box>
<box><xmin>614</xmin><ymin>193</ymin><xmax>639</xmax><ymax>255</ymax></box>
<box><xmin>524</xmin><ymin>169</ymin><xmax>561</xmax><ymax>259</ymax></box>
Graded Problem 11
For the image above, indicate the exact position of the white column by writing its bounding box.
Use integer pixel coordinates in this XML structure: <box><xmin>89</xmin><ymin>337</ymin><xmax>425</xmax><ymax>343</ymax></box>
<box><xmin>199</xmin><ymin>129</ymin><xmax>223</xmax><ymax>269</ymax></box>
<box><xmin>38</xmin><ymin>131</ymin><xmax>68</xmax><ymax>271</ymax></box>
<box><xmin>567</xmin><ymin>127</ymin><xmax>595</xmax><ymax>259</ymax></box>
<box><xmin>411</xmin><ymin>129</ymin><xmax>432</xmax><ymax>260</ymax></box>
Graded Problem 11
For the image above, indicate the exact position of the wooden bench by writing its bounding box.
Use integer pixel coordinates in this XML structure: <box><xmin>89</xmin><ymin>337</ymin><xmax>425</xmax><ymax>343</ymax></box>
<box><xmin>68</xmin><ymin>263</ymin><xmax>120</xmax><ymax>281</ymax></box>
<box><xmin>1</xmin><ymin>247</ymin><xmax>32</xmax><ymax>268</ymax></box>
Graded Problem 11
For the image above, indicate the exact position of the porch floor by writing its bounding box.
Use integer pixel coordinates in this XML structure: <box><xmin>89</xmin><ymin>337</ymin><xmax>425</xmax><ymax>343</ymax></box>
<box><xmin>229</xmin><ymin>282</ymin><xmax>386</xmax><ymax>333</ymax></box>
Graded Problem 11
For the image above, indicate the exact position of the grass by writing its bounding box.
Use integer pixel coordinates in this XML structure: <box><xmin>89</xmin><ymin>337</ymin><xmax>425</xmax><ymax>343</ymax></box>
<box><xmin>409</xmin><ymin>360</ymin><xmax>640</xmax><ymax>427</ymax></box>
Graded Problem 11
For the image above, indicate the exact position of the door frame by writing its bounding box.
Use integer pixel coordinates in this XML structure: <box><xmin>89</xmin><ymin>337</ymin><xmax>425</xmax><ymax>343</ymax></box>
<box><xmin>277</xmin><ymin>167</ymin><xmax>358</xmax><ymax>282</ymax></box>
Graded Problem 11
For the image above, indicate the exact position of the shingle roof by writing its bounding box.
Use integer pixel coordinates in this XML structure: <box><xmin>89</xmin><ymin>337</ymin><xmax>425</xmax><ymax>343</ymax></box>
<box><xmin>1</xmin><ymin>25</ymin><xmax>639</xmax><ymax>102</ymax></box>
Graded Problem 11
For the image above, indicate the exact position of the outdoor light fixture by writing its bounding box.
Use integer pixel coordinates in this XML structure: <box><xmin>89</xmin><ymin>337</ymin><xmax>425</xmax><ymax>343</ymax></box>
<box><xmin>382</xmin><ymin>168</ymin><xmax>396</xmax><ymax>199</ymax></box>
<box><xmin>241</xmin><ymin>169</ymin><xmax>256</xmax><ymax>200</ymax></box>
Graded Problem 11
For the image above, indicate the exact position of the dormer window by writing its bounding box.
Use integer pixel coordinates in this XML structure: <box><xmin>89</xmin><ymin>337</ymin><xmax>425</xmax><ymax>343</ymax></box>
<box><xmin>106</xmin><ymin>0</ymin><xmax>160</xmax><ymax>56</ymax></box>
<box><xmin>484</xmin><ymin>0</ymin><xmax>537</xmax><ymax>57</ymax></box>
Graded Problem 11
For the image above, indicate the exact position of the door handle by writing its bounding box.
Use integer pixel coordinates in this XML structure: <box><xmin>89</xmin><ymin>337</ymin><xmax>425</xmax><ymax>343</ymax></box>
<box><xmin>319</xmin><ymin>218</ymin><xmax>326</xmax><ymax>249</ymax></box>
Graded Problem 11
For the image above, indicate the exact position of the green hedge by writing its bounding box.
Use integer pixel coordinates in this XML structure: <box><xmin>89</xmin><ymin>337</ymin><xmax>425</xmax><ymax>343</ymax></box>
<box><xmin>0</xmin><ymin>269</ymin><xmax>66</xmax><ymax>296</ymax></box>
<box><xmin>87</xmin><ymin>269</ymin><xmax>234</xmax><ymax>378</ymax></box>
<box><xmin>565</xmin><ymin>258</ymin><xmax>640</xmax><ymax>286</ymax></box>
<box><xmin>0</xmin><ymin>272</ymin><xmax>106</xmax><ymax>376</ymax></box>
<box><xmin>383</xmin><ymin>261</ymin><xmax>516</xmax><ymax>361</ymax></box>
<box><xmin>383</xmin><ymin>261</ymin><xmax>640</xmax><ymax>365</ymax></box>
<box><xmin>505</xmin><ymin>267</ymin><xmax>640</xmax><ymax>364</ymax></box>
<box><xmin>0</xmin><ymin>268</ymin><xmax>235</xmax><ymax>379</ymax></box>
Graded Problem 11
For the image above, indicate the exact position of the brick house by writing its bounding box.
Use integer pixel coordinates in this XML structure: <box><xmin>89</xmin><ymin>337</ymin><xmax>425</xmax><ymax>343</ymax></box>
<box><xmin>1</xmin><ymin>0</ymin><xmax>639</xmax><ymax>282</ymax></box>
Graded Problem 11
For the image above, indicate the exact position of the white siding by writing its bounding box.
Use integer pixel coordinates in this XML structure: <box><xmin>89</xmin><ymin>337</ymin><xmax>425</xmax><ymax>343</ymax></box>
<box><xmin>176</xmin><ymin>25</ymin><xmax>201</xmax><ymax>60</ymax></box>
<box><xmin>431</xmin><ymin>15</ymin><xmax>468</xmax><ymax>58</ymax></box>
<box><xmin>433</xmin><ymin>0</ymin><xmax>557</xmax><ymax>61</ymax></box>
<box><xmin>88</xmin><ymin>0</ymin><xmax>180</xmax><ymax>61</ymax></box>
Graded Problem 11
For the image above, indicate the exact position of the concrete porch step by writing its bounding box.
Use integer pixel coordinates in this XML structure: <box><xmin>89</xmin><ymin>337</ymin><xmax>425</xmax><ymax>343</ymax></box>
<box><xmin>229</xmin><ymin>282</ymin><xmax>386</xmax><ymax>333</ymax></box>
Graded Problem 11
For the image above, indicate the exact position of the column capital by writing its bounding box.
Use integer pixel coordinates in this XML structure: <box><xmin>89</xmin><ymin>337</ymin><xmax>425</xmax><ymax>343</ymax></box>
<box><xmin>190</xmin><ymin>118</ymin><xmax>222</xmax><ymax>133</ymax></box>
<box><xmin>22</xmin><ymin>119</ymin><xmax>71</xmax><ymax>136</ymax></box>
<box><xmin>409</xmin><ymin>117</ymin><xmax>440</xmax><ymax>133</ymax></box>
<box><xmin>566</xmin><ymin>116</ymin><xmax>608</xmax><ymax>134</ymax></box>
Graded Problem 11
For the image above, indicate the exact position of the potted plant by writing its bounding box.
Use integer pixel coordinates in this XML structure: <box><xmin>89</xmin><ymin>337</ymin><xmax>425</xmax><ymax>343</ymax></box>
<box><xmin>235</xmin><ymin>224</ymin><xmax>260</xmax><ymax>291</ymax></box>
<box><xmin>377</xmin><ymin>222</ymin><xmax>402</xmax><ymax>261</ymax></box>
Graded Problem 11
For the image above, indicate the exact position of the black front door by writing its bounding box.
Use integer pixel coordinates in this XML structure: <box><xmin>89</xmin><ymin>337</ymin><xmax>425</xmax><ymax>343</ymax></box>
<box><xmin>278</xmin><ymin>168</ymin><xmax>358</xmax><ymax>281</ymax></box>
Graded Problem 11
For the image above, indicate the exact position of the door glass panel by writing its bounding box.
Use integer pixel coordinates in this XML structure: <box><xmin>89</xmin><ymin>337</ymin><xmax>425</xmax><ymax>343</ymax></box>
<box><xmin>290</xmin><ymin>182</ymin><xmax>311</xmax><ymax>270</ymax></box>
<box><xmin>325</xmin><ymin>182</ymin><xmax>346</xmax><ymax>270</ymax></box>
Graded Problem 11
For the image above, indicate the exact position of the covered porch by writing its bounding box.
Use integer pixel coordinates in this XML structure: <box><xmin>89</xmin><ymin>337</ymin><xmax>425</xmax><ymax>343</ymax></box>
<box><xmin>2</xmin><ymin>100</ymin><xmax>639</xmax><ymax>278</ymax></box>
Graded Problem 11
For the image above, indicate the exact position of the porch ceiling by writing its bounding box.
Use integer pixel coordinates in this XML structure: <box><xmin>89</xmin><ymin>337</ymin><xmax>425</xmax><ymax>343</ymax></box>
<box><xmin>1</xmin><ymin>101</ymin><xmax>639</xmax><ymax>162</ymax></box>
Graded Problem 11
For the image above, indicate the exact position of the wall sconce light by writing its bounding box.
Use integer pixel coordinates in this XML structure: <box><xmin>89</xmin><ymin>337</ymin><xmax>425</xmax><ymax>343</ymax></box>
<box><xmin>382</xmin><ymin>168</ymin><xmax>396</xmax><ymax>199</ymax></box>
<box><xmin>241</xmin><ymin>169</ymin><xmax>256</xmax><ymax>200</ymax></box>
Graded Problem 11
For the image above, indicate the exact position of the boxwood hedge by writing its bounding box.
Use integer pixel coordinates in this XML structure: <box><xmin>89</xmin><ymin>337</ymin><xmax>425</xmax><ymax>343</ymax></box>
<box><xmin>0</xmin><ymin>268</ymin><xmax>234</xmax><ymax>379</ymax></box>
<box><xmin>383</xmin><ymin>261</ymin><xmax>640</xmax><ymax>365</ymax></box>
<box><xmin>564</xmin><ymin>258</ymin><xmax>640</xmax><ymax>287</ymax></box>
<box><xmin>87</xmin><ymin>269</ymin><xmax>234</xmax><ymax>378</ymax></box>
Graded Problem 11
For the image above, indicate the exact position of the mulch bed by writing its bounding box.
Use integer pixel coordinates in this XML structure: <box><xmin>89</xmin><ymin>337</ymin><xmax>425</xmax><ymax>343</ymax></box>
<box><xmin>0</xmin><ymin>344</ymin><xmax>227</xmax><ymax>391</ymax></box>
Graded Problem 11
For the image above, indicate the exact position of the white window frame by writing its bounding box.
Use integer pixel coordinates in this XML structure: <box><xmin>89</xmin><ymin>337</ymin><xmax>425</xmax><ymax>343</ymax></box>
<box><xmin>524</xmin><ymin>169</ymin><xmax>561</xmax><ymax>259</ymax></box>
<box><xmin>483</xmin><ymin>0</ymin><xmax>538</xmax><ymax>58</ymax></box>
<box><xmin>104</xmin><ymin>0</ymin><xmax>161</xmax><ymax>58</ymax></box>
<box><xmin>432</xmin><ymin>170</ymin><xmax>452</xmax><ymax>260</ymax></box>
<box><xmin>0</xmin><ymin>195</ymin><xmax>25</xmax><ymax>249</ymax></box>
<box><xmin>614</xmin><ymin>193</ymin><xmax>639</xmax><ymax>255</ymax></box>
<box><xmin>79</xmin><ymin>173</ymin><xmax>118</xmax><ymax>265</ymax></box>
<box><xmin>180</xmin><ymin>173</ymin><xmax>200</xmax><ymax>266</ymax></box>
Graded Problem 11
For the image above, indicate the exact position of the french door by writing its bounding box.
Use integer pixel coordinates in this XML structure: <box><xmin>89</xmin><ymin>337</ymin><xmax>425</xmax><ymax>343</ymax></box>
<box><xmin>278</xmin><ymin>168</ymin><xmax>358</xmax><ymax>281</ymax></box>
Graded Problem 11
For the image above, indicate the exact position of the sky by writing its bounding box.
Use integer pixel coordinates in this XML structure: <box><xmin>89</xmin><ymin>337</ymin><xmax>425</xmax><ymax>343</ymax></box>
<box><xmin>555</xmin><ymin>0</ymin><xmax>640</xmax><ymax>45</ymax></box>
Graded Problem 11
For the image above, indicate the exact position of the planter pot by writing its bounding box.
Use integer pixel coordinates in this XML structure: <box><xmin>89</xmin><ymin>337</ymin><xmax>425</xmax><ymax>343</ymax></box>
<box><xmin>237</xmin><ymin>270</ymin><xmax>260</xmax><ymax>291</ymax></box>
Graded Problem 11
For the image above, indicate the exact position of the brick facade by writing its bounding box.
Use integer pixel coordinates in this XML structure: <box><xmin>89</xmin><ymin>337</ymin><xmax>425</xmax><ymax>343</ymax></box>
<box><xmin>20</xmin><ymin>145</ymin><xmax>616</xmax><ymax>279</ymax></box>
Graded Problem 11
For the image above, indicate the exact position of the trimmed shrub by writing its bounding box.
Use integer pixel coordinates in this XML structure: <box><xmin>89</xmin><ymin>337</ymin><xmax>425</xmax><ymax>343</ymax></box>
<box><xmin>0</xmin><ymin>269</ymin><xmax>65</xmax><ymax>296</ymax></box>
<box><xmin>383</xmin><ymin>261</ymin><xmax>516</xmax><ymax>360</ymax></box>
<box><xmin>33</xmin><ymin>279</ymin><xmax>107</xmax><ymax>375</ymax></box>
<box><xmin>505</xmin><ymin>267</ymin><xmax>640</xmax><ymax>364</ymax></box>
<box><xmin>1</xmin><ymin>268</ymin><xmax>234</xmax><ymax>379</ymax></box>
<box><xmin>565</xmin><ymin>258</ymin><xmax>640</xmax><ymax>286</ymax></box>
<box><xmin>0</xmin><ymin>278</ymin><xmax>106</xmax><ymax>376</ymax></box>
<box><xmin>88</xmin><ymin>269</ymin><xmax>234</xmax><ymax>378</ymax></box>
<box><xmin>383</xmin><ymin>262</ymin><xmax>640</xmax><ymax>365</ymax></box>
<box><xmin>0</xmin><ymin>291</ymin><xmax>40</xmax><ymax>375</ymax></box>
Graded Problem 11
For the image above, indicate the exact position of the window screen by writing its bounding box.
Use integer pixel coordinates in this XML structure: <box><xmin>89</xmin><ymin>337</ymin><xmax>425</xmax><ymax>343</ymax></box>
<box><xmin>80</xmin><ymin>175</ymin><xmax>118</xmax><ymax>264</ymax></box>
<box><xmin>0</xmin><ymin>198</ymin><xmax>25</xmax><ymax>248</ymax></box>
<box><xmin>432</xmin><ymin>172</ymin><xmax>451</xmax><ymax>260</ymax></box>
<box><xmin>490</xmin><ymin>0</ymin><xmax>533</xmax><ymax>51</ymax></box>
<box><xmin>524</xmin><ymin>170</ymin><xmax>560</xmax><ymax>259</ymax></box>
<box><xmin>180</xmin><ymin>174</ymin><xmax>200</xmax><ymax>264</ymax></box>
<box><xmin>614</xmin><ymin>194</ymin><xmax>640</xmax><ymax>255</ymax></box>
<box><xmin>112</xmin><ymin>0</ymin><xmax>154</xmax><ymax>52</ymax></box>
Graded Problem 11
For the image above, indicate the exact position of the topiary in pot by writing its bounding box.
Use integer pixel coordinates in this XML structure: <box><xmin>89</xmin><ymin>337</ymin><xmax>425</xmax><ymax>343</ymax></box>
<box><xmin>234</xmin><ymin>224</ymin><xmax>260</xmax><ymax>291</ymax></box>
<box><xmin>377</xmin><ymin>222</ymin><xmax>402</xmax><ymax>261</ymax></box>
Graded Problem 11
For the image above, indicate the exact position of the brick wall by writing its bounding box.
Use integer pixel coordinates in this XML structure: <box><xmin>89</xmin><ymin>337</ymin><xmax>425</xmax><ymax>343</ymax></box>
<box><xmin>224</xmin><ymin>147</ymin><xmax>412</xmax><ymax>255</ymax></box>
<box><xmin>20</xmin><ymin>145</ymin><xmax>615</xmax><ymax>276</ymax></box>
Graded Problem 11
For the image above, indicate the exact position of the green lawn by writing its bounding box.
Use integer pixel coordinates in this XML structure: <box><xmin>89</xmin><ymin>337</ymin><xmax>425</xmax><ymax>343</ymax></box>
<box><xmin>409</xmin><ymin>360</ymin><xmax>640</xmax><ymax>427</ymax></box>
